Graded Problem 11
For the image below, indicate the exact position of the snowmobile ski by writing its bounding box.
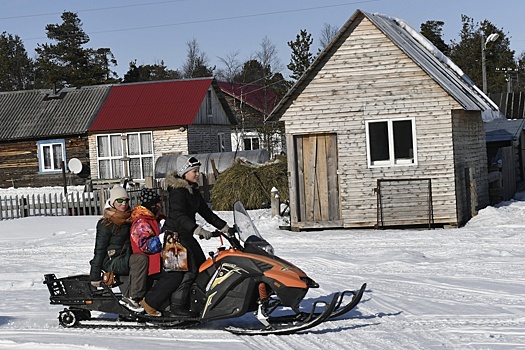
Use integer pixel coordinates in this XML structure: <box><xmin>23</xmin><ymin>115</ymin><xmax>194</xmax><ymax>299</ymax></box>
<box><xmin>328</xmin><ymin>283</ymin><xmax>367</xmax><ymax>319</ymax></box>
<box><xmin>224</xmin><ymin>292</ymin><xmax>339</xmax><ymax>335</ymax></box>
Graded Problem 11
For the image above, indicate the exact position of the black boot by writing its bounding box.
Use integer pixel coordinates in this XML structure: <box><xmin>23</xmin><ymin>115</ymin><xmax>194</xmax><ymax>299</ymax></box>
<box><xmin>170</xmin><ymin>304</ymin><xmax>195</xmax><ymax>318</ymax></box>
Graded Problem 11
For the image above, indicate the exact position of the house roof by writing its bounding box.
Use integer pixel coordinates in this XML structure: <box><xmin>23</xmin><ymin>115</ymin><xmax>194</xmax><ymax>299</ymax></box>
<box><xmin>218</xmin><ymin>82</ymin><xmax>280</xmax><ymax>115</ymax></box>
<box><xmin>89</xmin><ymin>78</ymin><xmax>235</xmax><ymax>132</ymax></box>
<box><xmin>0</xmin><ymin>85</ymin><xmax>110</xmax><ymax>141</ymax></box>
<box><xmin>485</xmin><ymin>119</ymin><xmax>525</xmax><ymax>143</ymax></box>
<box><xmin>267</xmin><ymin>9</ymin><xmax>503</xmax><ymax>122</ymax></box>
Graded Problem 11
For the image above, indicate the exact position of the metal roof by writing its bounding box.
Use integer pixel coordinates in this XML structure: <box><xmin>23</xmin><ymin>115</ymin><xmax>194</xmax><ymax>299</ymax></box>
<box><xmin>218</xmin><ymin>82</ymin><xmax>280</xmax><ymax>115</ymax></box>
<box><xmin>0</xmin><ymin>85</ymin><xmax>110</xmax><ymax>141</ymax></box>
<box><xmin>89</xmin><ymin>78</ymin><xmax>217</xmax><ymax>132</ymax></box>
<box><xmin>268</xmin><ymin>9</ymin><xmax>503</xmax><ymax>122</ymax></box>
<box><xmin>485</xmin><ymin>119</ymin><xmax>525</xmax><ymax>143</ymax></box>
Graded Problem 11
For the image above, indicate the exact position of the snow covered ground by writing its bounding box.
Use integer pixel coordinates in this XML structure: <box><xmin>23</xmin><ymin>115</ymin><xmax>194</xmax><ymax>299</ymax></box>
<box><xmin>1</xmin><ymin>187</ymin><xmax>525</xmax><ymax>349</ymax></box>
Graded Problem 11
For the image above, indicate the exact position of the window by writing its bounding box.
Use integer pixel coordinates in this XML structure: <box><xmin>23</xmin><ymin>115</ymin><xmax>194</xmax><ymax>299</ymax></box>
<box><xmin>243</xmin><ymin>136</ymin><xmax>260</xmax><ymax>150</ymax></box>
<box><xmin>366</xmin><ymin>118</ymin><xmax>417</xmax><ymax>167</ymax></box>
<box><xmin>218</xmin><ymin>133</ymin><xmax>225</xmax><ymax>152</ymax></box>
<box><xmin>206</xmin><ymin>90</ymin><xmax>213</xmax><ymax>116</ymax></box>
<box><xmin>97</xmin><ymin>134</ymin><xmax>124</xmax><ymax>179</ymax></box>
<box><xmin>96</xmin><ymin>132</ymin><xmax>154</xmax><ymax>180</ymax></box>
<box><xmin>37</xmin><ymin>139</ymin><xmax>65</xmax><ymax>173</ymax></box>
<box><xmin>127</xmin><ymin>132</ymin><xmax>153</xmax><ymax>179</ymax></box>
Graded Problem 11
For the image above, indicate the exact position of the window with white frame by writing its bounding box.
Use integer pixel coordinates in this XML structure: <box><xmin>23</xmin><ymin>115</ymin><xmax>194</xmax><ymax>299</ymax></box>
<box><xmin>127</xmin><ymin>132</ymin><xmax>153</xmax><ymax>179</ymax></box>
<box><xmin>366</xmin><ymin>118</ymin><xmax>417</xmax><ymax>167</ymax></box>
<box><xmin>206</xmin><ymin>90</ymin><xmax>213</xmax><ymax>116</ymax></box>
<box><xmin>97</xmin><ymin>134</ymin><xmax>124</xmax><ymax>179</ymax></box>
<box><xmin>37</xmin><ymin>139</ymin><xmax>65</xmax><ymax>173</ymax></box>
<box><xmin>218</xmin><ymin>133</ymin><xmax>225</xmax><ymax>152</ymax></box>
<box><xmin>243</xmin><ymin>136</ymin><xmax>260</xmax><ymax>150</ymax></box>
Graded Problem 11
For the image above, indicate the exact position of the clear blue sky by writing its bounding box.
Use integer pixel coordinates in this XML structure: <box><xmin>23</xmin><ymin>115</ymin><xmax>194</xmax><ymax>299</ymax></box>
<box><xmin>2</xmin><ymin>0</ymin><xmax>524</xmax><ymax>79</ymax></box>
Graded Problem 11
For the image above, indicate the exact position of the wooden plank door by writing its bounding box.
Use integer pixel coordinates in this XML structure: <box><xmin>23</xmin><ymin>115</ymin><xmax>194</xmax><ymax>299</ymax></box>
<box><xmin>292</xmin><ymin>133</ymin><xmax>341</xmax><ymax>229</ymax></box>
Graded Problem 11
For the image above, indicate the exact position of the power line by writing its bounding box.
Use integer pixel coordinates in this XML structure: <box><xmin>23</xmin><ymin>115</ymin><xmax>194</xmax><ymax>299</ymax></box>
<box><xmin>0</xmin><ymin>0</ymin><xmax>190</xmax><ymax>21</ymax></box>
<box><xmin>8</xmin><ymin>1</ymin><xmax>380</xmax><ymax>41</ymax></box>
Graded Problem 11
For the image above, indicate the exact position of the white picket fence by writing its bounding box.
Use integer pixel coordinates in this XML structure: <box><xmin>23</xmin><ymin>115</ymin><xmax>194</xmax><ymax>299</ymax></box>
<box><xmin>0</xmin><ymin>191</ymin><xmax>104</xmax><ymax>219</ymax></box>
<box><xmin>0</xmin><ymin>187</ymin><xmax>164</xmax><ymax>220</ymax></box>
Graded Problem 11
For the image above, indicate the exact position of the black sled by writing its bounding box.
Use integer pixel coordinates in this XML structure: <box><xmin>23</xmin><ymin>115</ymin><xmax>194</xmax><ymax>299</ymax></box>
<box><xmin>44</xmin><ymin>201</ymin><xmax>366</xmax><ymax>335</ymax></box>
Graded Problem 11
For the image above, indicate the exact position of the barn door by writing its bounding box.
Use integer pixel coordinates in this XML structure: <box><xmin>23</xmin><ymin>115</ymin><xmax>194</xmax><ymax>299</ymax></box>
<box><xmin>292</xmin><ymin>133</ymin><xmax>341</xmax><ymax>229</ymax></box>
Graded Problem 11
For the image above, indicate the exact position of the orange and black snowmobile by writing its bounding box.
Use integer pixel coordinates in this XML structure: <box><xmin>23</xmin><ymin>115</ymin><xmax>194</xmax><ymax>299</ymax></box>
<box><xmin>44</xmin><ymin>201</ymin><xmax>366</xmax><ymax>335</ymax></box>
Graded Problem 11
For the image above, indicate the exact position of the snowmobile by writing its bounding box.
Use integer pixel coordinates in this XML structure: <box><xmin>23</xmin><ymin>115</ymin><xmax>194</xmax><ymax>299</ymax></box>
<box><xmin>44</xmin><ymin>201</ymin><xmax>366</xmax><ymax>335</ymax></box>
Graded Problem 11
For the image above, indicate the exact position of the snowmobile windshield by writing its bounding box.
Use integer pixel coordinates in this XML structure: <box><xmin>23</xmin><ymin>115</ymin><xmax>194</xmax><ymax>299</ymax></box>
<box><xmin>233</xmin><ymin>201</ymin><xmax>275</xmax><ymax>255</ymax></box>
<box><xmin>233</xmin><ymin>201</ymin><xmax>263</xmax><ymax>242</ymax></box>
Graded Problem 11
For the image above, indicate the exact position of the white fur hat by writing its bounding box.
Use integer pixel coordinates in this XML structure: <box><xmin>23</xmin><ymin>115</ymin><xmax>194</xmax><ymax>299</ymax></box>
<box><xmin>108</xmin><ymin>185</ymin><xmax>128</xmax><ymax>205</ymax></box>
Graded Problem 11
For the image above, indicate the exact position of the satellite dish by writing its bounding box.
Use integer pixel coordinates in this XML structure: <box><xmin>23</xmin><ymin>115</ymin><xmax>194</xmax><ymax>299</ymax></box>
<box><xmin>68</xmin><ymin>158</ymin><xmax>83</xmax><ymax>174</ymax></box>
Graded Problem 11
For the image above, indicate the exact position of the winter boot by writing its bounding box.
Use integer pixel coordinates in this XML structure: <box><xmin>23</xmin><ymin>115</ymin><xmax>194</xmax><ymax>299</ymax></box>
<box><xmin>119</xmin><ymin>296</ymin><xmax>144</xmax><ymax>313</ymax></box>
<box><xmin>139</xmin><ymin>299</ymin><xmax>161</xmax><ymax>317</ymax></box>
<box><xmin>170</xmin><ymin>303</ymin><xmax>195</xmax><ymax>318</ymax></box>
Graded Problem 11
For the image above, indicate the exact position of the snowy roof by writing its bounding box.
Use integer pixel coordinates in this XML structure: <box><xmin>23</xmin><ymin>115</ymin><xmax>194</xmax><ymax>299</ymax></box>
<box><xmin>268</xmin><ymin>9</ymin><xmax>504</xmax><ymax>122</ymax></box>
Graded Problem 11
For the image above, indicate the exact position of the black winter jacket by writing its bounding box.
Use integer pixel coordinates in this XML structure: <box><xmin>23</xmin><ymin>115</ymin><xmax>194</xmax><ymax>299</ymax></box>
<box><xmin>89</xmin><ymin>208</ymin><xmax>132</xmax><ymax>281</ymax></box>
<box><xmin>163</xmin><ymin>172</ymin><xmax>226</xmax><ymax>267</ymax></box>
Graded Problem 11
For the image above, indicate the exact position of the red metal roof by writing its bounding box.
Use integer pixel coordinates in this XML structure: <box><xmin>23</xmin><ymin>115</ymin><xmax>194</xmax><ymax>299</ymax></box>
<box><xmin>89</xmin><ymin>78</ymin><xmax>213</xmax><ymax>131</ymax></box>
<box><xmin>218</xmin><ymin>82</ymin><xmax>280</xmax><ymax>115</ymax></box>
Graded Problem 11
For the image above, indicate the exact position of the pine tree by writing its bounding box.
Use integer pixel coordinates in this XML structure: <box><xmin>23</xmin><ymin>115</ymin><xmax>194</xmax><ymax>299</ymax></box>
<box><xmin>34</xmin><ymin>11</ymin><xmax>118</xmax><ymax>88</ymax></box>
<box><xmin>420</xmin><ymin>20</ymin><xmax>449</xmax><ymax>55</ymax></box>
<box><xmin>0</xmin><ymin>32</ymin><xmax>33</xmax><ymax>91</ymax></box>
<box><xmin>287</xmin><ymin>29</ymin><xmax>314</xmax><ymax>81</ymax></box>
<box><xmin>449</xmin><ymin>15</ymin><xmax>515</xmax><ymax>93</ymax></box>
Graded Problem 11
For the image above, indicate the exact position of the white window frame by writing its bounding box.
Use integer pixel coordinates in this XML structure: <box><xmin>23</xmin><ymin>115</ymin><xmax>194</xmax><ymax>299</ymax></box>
<box><xmin>218</xmin><ymin>133</ymin><xmax>225</xmax><ymax>152</ymax></box>
<box><xmin>96</xmin><ymin>133</ymin><xmax>124</xmax><ymax>179</ymax></box>
<box><xmin>127</xmin><ymin>131</ymin><xmax>154</xmax><ymax>180</ymax></box>
<box><xmin>365</xmin><ymin>118</ymin><xmax>417</xmax><ymax>167</ymax></box>
<box><xmin>37</xmin><ymin>139</ymin><xmax>66</xmax><ymax>173</ymax></box>
<box><xmin>243</xmin><ymin>135</ymin><xmax>260</xmax><ymax>150</ymax></box>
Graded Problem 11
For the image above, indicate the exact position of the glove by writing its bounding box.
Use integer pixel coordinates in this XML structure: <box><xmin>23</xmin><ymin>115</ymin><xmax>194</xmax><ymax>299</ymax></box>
<box><xmin>220</xmin><ymin>224</ymin><xmax>230</xmax><ymax>233</ymax></box>
<box><xmin>91</xmin><ymin>280</ymin><xmax>101</xmax><ymax>287</ymax></box>
<box><xmin>158</xmin><ymin>232</ymin><xmax>165</xmax><ymax>245</ymax></box>
<box><xmin>194</xmin><ymin>226</ymin><xmax>213</xmax><ymax>240</ymax></box>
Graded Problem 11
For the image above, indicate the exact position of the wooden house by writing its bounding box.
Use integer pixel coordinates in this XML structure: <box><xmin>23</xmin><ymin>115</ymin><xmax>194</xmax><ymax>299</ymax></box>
<box><xmin>0</xmin><ymin>86</ymin><xmax>110</xmax><ymax>188</ymax></box>
<box><xmin>267</xmin><ymin>10</ymin><xmax>503</xmax><ymax>230</ymax></box>
<box><xmin>218</xmin><ymin>81</ymin><xmax>284</xmax><ymax>157</ymax></box>
<box><xmin>88</xmin><ymin>78</ymin><xmax>236</xmax><ymax>182</ymax></box>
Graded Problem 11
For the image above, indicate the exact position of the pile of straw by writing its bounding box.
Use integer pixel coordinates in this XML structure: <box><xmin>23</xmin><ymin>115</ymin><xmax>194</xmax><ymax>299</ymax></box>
<box><xmin>210</xmin><ymin>155</ymin><xmax>289</xmax><ymax>211</ymax></box>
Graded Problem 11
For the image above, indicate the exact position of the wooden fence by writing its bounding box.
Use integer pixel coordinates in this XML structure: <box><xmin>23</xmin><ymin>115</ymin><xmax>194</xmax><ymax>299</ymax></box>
<box><xmin>0</xmin><ymin>188</ymin><xmax>165</xmax><ymax>220</ymax></box>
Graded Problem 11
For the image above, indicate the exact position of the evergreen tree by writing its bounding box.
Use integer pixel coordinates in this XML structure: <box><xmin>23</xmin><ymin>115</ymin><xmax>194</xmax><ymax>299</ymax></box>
<box><xmin>420</xmin><ymin>20</ymin><xmax>449</xmax><ymax>55</ymax></box>
<box><xmin>0</xmin><ymin>32</ymin><xmax>33</xmax><ymax>91</ymax></box>
<box><xmin>123</xmin><ymin>59</ymin><xmax>180</xmax><ymax>83</ymax></box>
<box><xmin>449</xmin><ymin>15</ymin><xmax>515</xmax><ymax>93</ymax></box>
<box><xmin>34</xmin><ymin>11</ymin><xmax>118</xmax><ymax>89</ymax></box>
<box><xmin>287</xmin><ymin>29</ymin><xmax>314</xmax><ymax>81</ymax></box>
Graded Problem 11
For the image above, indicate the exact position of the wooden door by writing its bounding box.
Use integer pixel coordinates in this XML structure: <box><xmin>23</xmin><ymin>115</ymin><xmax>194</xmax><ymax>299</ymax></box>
<box><xmin>291</xmin><ymin>133</ymin><xmax>341</xmax><ymax>229</ymax></box>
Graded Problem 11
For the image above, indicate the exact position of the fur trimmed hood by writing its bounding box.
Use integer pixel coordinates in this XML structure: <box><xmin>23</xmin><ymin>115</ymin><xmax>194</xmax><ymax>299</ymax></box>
<box><xmin>166</xmin><ymin>170</ymin><xmax>194</xmax><ymax>193</ymax></box>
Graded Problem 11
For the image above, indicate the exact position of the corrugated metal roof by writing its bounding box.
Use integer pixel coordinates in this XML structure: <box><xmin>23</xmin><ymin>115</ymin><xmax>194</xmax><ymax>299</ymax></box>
<box><xmin>0</xmin><ymin>85</ymin><xmax>111</xmax><ymax>141</ymax></box>
<box><xmin>89</xmin><ymin>78</ymin><xmax>214</xmax><ymax>131</ymax></box>
<box><xmin>268</xmin><ymin>9</ymin><xmax>503</xmax><ymax>122</ymax></box>
<box><xmin>218</xmin><ymin>82</ymin><xmax>280</xmax><ymax>115</ymax></box>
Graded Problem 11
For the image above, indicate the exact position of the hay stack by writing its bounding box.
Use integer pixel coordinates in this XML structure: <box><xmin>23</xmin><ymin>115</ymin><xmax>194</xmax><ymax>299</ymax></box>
<box><xmin>211</xmin><ymin>155</ymin><xmax>289</xmax><ymax>211</ymax></box>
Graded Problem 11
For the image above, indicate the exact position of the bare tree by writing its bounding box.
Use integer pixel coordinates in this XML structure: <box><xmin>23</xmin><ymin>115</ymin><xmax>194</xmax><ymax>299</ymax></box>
<box><xmin>256</xmin><ymin>36</ymin><xmax>283</xmax><ymax>75</ymax></box>
<box><xmin>216</xmin><ymin>50</ymin><xmax>241</xmax><ymax>82</ymax></box>
<box><xmin>181</xmin><ymin>38</ymin><xmax>214</xmax><ymax>78</ymax></box>
<box><xmin>319</xmin><ymin>23</ymin><xmax>339</xmax><ymax>50</ymax></box>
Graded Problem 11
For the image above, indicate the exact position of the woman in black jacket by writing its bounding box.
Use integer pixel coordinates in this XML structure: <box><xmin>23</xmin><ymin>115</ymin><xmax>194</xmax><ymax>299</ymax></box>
<box><xmin>163</xmin><ymin>156</ymin><xmax>230</xmax><ymax>268</ymax></box>
<box><xmin>89</xmin><ymin>185</ymin><xmax>132</xmax><ymax>287</ymax></box>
